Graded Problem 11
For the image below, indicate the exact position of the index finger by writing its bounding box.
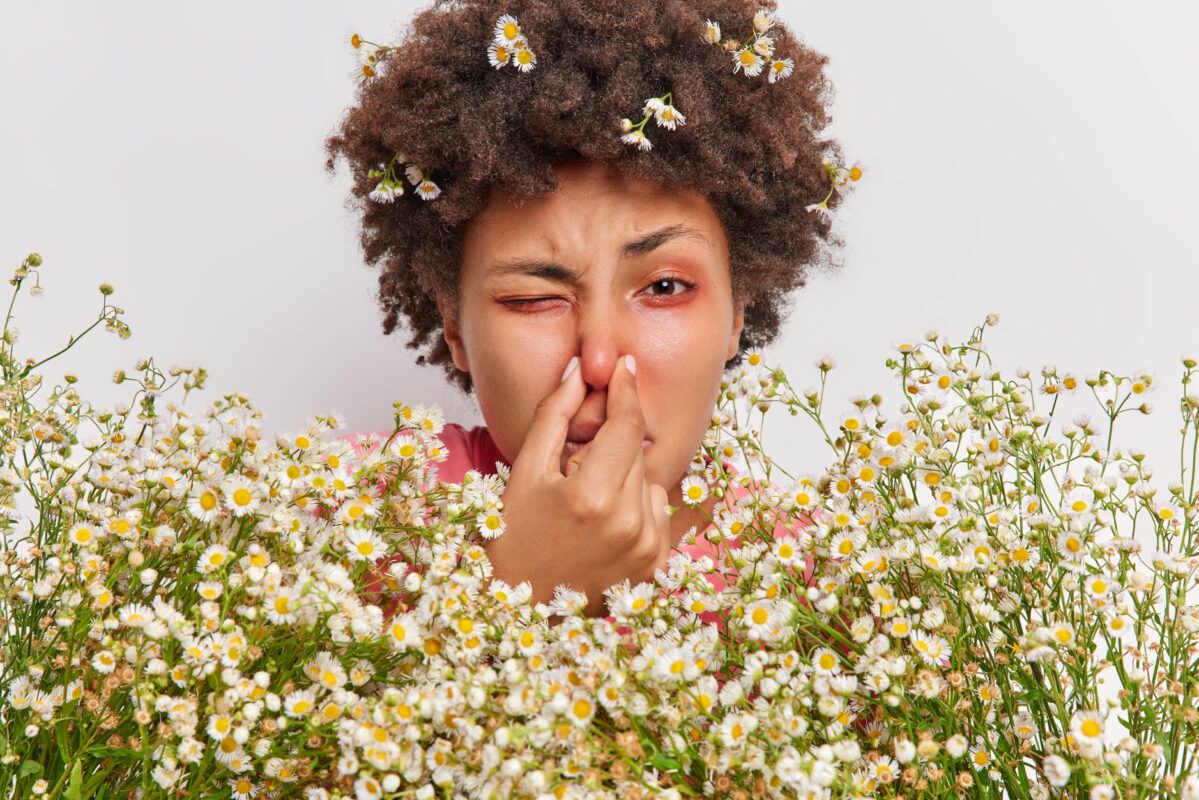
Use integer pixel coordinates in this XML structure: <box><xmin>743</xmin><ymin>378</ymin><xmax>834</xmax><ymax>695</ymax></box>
<box><xmin>512</xmin><ymin>356</ymin><xmax>588</xmax><ymax>478</ymax></box>
<box><xmin>575</xmin><ymin>354</ymin><xmax>647</xmax><ymax>484</ymax></box>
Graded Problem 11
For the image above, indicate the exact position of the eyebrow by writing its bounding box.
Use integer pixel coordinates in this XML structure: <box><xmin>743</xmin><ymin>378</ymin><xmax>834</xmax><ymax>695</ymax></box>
<box><xmin>485</xmin><ymin>223</ymin><xmax>712</xmax><ymax>284</ymax></box>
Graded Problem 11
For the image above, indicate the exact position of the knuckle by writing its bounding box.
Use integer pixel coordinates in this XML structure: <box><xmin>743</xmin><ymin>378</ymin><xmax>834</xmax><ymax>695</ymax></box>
<box><xmin>568</xmin><ymin>488</ymin><xmax>609</xmax><ymax>519</ymax></box>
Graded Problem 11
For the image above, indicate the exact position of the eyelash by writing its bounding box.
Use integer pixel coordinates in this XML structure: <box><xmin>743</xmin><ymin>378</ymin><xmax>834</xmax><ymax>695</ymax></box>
<box><xmin>501</xmin><ymin>275</ymin><xmax>697</xmax><ymax>310</ymax></box>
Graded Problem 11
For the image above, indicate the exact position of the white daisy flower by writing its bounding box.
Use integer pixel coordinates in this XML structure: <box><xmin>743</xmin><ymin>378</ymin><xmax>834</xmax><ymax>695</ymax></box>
<box><xmin>703</xmin><ymin>19</ymin><xmax>721</xmax><ymax>44</ymax></box>
<box><xmin>487</xmin><ymin>40</ymin><xmax>512</xmax><ymax>69</ymax></box>
<box><xmin>222</xmin><ymin>475</ymin><xmax>261</xmax><ymax>517</ymax></box>
<box><xmin>621</xmin><ymin>129</ymin><xmax>653</xmax><ymax>151</ymax></box>
<box><xmin>354</xmin><ymin>775</ymin><xmax>383</xmax><ymax>800</ymax></box>
<box><xmin>512</xmin><ymin>46</ymin><xmax>537</xmax><ymax>73</ymax></box>
<box><xmin>344</xmin><ymin>528</ymin><xmax>386</xmax><ymax>562</ymax></box>
<box><xmin>1070</xmin><ymin>709</ymin><xmax>1106</xmax><ymax>758</ymax></box>
<box><xmin>197</xmin><ymin>544</ymin><xmax>232</xmax><ymax>574</ymax></box>
<box><xmin>566</xmin><ymin>691</ymin><xmax>597</xmax><ymax>727</ymax></box>
<box><xmin>118</xmin><ymin>603</ymin><xmax>154</xmax><ymax>628</ymax></box>
<box><xmin>752</xmin><ymin>34</ymin><xmax>775</xmax><ymax>57</ymax></box>
<box><xmin>187</xmin><ymin>484</ymin><xmax>222</xmax><ymax>524</ymax></box>
<box><xmin>910</xmin><ymin>629</ymin><xmax>950</xmax><ymax>665</ymax></box>
<box><xmin>368</xmin><ymin>180</ymin><xmax>401</xmax><ymax>203</ymax></box>
<box><xmin>753</xmin><ymin>9</ymin><xmax>775</xmax><ymax>33</ymax></box>
<box><xmin>475</xmin><ymin>508</ymin><xmax>505</xmax><ymax>539</ymax></box>
<box><xmin>493</xmin><ymin>14</ymin><xmax>522</xmax><ymax>46</ymax></box>
<box><xmin>679</xmin><ymin>475</ymin><xmax>708</xmax><ymax>505</ymax></box>
<box><xmin>767</xmin><ymin>57</ymin><xmax>794</xmax><ymax>83</ymax></box>
<box><xmin>206</xmin><ymin>713</ymin><xmax>235</xmax><ymax>740</ymax></box>
<box><xmin>654</xmin><ymin>103</ymin><xmax>686</xmax><ymax>130</ymax></box>
<box><xmin>743</xmin><ymin>599</ymin><xmax>776</xmax><ymax>638</ymax></box>
<box><xmin>387</xmin><ymin>612</ymin><xmax>423</xmax><ymax>651</ymax></box>
<box><xmin>284</xmin><ymin>688</ymin><xmax>317</xmax><ymax>718</ymax></box>
<box><xmin>67</xmin><ymin>523</ymin><xmax>101</xmax><ymax>547</ymax></box>
<box><xmin>229</xmin><ymin>778</ymin><xmax>258</xmax><ymax>800</ymax></box>
<box><xmin>734</xmin><ymin>47</ymin><xmax>764</xmax><ymax>77</ymax></box>
<box><xmin>609</xmin><ymin>582</ymin><xmax>655</xmax><ymax>616</ymax></box>
<box><xmin>92</xmin><ymin>649</ymin><xmax>117</xmax><ymax>674</ymax></box>
<box><xmin>812</xmin><ymin>647</ymin><xmax>840</xmax><ymax>675</ymax></box>
<box><xmin>416</xmin><ymin>180</ymin><xmax>441</xmax><ymax>201</ymax></box>
<box><xmin>718</xmin><ymin>712</ymin><xmax>757</xmax><ymax>748</ymax></box>
<box><xmin>265</xmin><ymin>587</ymin><xmax>300</xmax><ymax>624</ymax></box>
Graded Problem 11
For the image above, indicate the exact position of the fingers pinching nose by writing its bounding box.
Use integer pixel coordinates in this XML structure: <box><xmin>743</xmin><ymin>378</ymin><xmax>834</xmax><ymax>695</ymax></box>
<box><xmin>561</xmin><ymin>355</ymin><xmax>579</xmax><ymax>383</ymax></box>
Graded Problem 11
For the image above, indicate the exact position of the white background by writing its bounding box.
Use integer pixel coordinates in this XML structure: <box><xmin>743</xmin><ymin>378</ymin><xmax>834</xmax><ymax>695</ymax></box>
<box><xmin>4</xmin><ymin>2</ymin><xmax>1199</xmax><ymax>486</ymax></box>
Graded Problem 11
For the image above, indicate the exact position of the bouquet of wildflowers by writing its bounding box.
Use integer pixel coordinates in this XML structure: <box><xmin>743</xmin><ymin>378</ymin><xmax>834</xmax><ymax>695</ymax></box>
<box><xmin>2</xmin><ymin>252</ymin><xmax>1198</xmax><ymax>800</ymax></box>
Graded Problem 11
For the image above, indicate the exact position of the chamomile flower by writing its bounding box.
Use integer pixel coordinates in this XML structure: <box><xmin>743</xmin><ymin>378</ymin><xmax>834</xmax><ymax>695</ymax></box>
<box><xmin>566</xmin><ymin>691</ymin><xmax>597</xmax><ymax>727</ymax></box>
<box><xmin>222</xmin><ymin>475</ymin><xmax>261</xmax><ymax>517</ymax></box>
<box><xmin>284</xmin><ymin>688</ymin><xmax>317</xmax><ymax>718</ymax></box>
<box><xmin>910</xmin><ymin>629</ymin><xmax>950</xmax><ymax>666</ymax></box>
<box><xmin>703</xmin><ymin>19</ymin><xmax>721</xmax><ymax>44</ymax></box>
<box><xmin>487</xmin><ymin>40</ymin><xmax>512</xmax><ymax>68</ymax></box>
<box><xmin>753</xmin><ymin>9</ymin><xmax>775</xmax><ymax>33</ymax></box>
<box><xmin>654</xmin><ymin>103</ymin><xmax>686</xmax><ymax>130</ymax></box>
<box><xmin>345</xmin><ymin>529</ymin><xmax>386</xmax><ymax>562</ymax></box>
<box><xmin>733</xmin><ymin>48</ymin><xmax>764</xmax><ymax>77</ymax></box>
<box><xmin>187</xmin><ymin>484</ymin><xmax>222</xmax><ymax>524</ymax></box>
<box><xmin>767</xmin><ymin>57</ymin><xmax>795</xmax><ymax>83</ymax></box>
<box><xmin>67</xmin><ymin>523</ymin><xmax>101</xmax><ymax>547</ymax></box>
<box><xmin>493</xmin><ymin>14</ymin><xmax>522</xmax><ymax>45</ymax></box>
<box><xmin>812</xmin><ymin>647</ymin><xmax>841</xmax><ymax>675</ymax></box>
<box><xmin>512</xmin><ymin>45</ymin><xmax>537</xmax><ymax>73</ymax></box>
<box><xmin>621</xmin><ymin>128</ymin><xmax>653</xmax><ymax>152</ymax></box>
<box><xmin>475</xmin><ymin>508</ymin><xmax>506</xmax><ymax>539</ymax></box>
<box><xmin>718</xmin><ymin>712</ymin><xmax>758</xmax><ymax>748</ymax></box>
<box><xmin>415</xmin><ymin>179</ymin><xmax>441</xmax><ymax>200</ymax></box>
<box><xmin>680</xmin><ymin>475</ymin><xmax>709</xmax><ymax>505</ymax></box>
<box><xmin>609</xmin><ymin>582</ymin><xmax>655</xmax><ymax>617</ymax></box>
<box><xmin>229</xmin><ymin>778</ymin><xmax>259</xmax><ymax>800</ymax></box>
<box><xmin>118</xmin><ymin>603</ymin><xmax>154</xmax><ymax>628</ymax></box>
<box><xmin>265</xmin><ymin>587</ymin><xmax>300</xmax><ymax>624</ymax></box>
<box><xmin>1070</xmin><ymin>710</ymin><xmax>1106</xmax><ymax>759</ymax></box>
<box><xmin>387</xmin><ymin>613</ymin><xmax>423</xmax><ymax>651</ymax></box>
<box><xmin>206</xmin><ymin>713</ymin><xmax>235</xmax><ymax>740</ymax></box>
<box><xmin>368</xmin><ymin>180</ymin><xmax>401</xmax><ymax>203</ymax></box>
<box><xmin>197</xmin><ymin>544</ymin><xmax>232</xmax><ymax>574</ymax></box>
<box><xmin>92</xmin><ymin>649</ymin><xmax>117</xmax><ymax>674</ymax></box>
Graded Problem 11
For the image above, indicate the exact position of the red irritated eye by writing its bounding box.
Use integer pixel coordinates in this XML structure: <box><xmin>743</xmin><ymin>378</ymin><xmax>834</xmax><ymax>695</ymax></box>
<box><xmin>499</xmin><ymin>275</ymin><xmax>696</xmax><ymax>311</ymax></box>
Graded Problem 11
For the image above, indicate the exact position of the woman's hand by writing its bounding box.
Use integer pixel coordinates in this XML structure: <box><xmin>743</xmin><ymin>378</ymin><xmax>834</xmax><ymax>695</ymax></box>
<box><xmin>483</xmin><ymin>354</ymin><xmax>673</xmax><ymax>617</ymax></box>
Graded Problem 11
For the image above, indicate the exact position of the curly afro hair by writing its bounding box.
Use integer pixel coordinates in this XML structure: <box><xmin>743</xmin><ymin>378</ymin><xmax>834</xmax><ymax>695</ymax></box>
<box><xmin>325</xmin><ymin>0</ymin><xmax>847</xmax><ymax>395</ymax></box>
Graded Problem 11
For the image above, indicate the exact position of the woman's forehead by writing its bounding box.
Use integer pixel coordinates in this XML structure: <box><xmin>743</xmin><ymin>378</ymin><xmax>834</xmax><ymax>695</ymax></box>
<box><xmin>465</xmin><ymin>161</ymin><xmax>727</xmax><ymax>265</ymax></box>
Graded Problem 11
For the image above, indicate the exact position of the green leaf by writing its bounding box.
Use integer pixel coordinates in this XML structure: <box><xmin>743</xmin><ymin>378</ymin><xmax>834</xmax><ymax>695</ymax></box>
<box><xmin>65</xmin><ymin>761</ymin><xmax>83</xmax><ymax>800</ymax></box>
<box><xmin>650</xmin><ymin>752</ymin><xmax>680</xmax><ymax>772</ymax></box>
<box><xmin>18</xmin><ymin>760</ymin><xmax>43</xmax><ymax>778</ymax></box>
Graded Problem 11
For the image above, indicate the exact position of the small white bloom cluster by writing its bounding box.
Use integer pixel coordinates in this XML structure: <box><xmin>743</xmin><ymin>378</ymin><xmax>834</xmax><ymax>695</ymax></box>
<box><xmin>486</xmin><ymin>13</ymin><xmax>537</xmax><ymax>73</ymax></box>
<box><xmin>367</xmin><ymin>153</ymin><xmax>441</xmax><ymax>204</ymax></box>
<box><xmin>705</xmin><ymin>9</ymin><xmax>795</xmax><ymax>84</ymax></box>
<box><xmin>619</xmin><ymin>93</ymin><xmax>686</xmax><ymax>153</ymax></box>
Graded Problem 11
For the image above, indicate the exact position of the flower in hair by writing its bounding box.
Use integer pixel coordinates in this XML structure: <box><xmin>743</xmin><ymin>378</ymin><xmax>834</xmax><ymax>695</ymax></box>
<box><xmin>619</xmin><ymin>92</ymin><xmax>685</xmax><ymax>152</ymax></box>
<box><xmin>706</xmin><ymin>9</ymin><xmax>795</xmax><ymax>84</ymax></box>
<box><xmin>805</xmin><ymin>157</ymin><xmax>865</xmax><ymax>216</ymax></box>
<box><xmin>348</xmin><ymin>32</ymin><xmax>398</xmax><ymax>84</ymax></box>
<box><xmin>487</xmin><ymin>14</ymin><xmax>537</xmax><ymax>72</ymax></box>
<box><xmin>367</xmin><ymin>153</ymin><xmax>440</xmax><ymax>204</ymax></box>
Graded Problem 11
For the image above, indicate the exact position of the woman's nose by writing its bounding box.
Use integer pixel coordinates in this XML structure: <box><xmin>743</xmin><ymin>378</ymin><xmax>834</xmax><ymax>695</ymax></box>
<box><xmin>575</xmin><ymin>306</ymin><xmax>629</xmax><ymax>392</ymax></box>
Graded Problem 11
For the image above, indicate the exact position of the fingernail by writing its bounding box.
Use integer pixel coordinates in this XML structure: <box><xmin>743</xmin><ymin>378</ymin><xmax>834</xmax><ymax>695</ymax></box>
<box><xmin>560</xmin><ymin>355</ymin><xmax>579</xmax><ymax>383</ymax></box>
<box><xmin>625</xmin><ymin>354</ymin><xmax>637</xmax><ymax>375</ymax></box>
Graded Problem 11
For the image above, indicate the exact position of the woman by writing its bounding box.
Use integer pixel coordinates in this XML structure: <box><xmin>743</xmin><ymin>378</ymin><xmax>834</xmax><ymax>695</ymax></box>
<box><xmin>324</xmin><ymin>0</ymin><xmax>847</xmax><ymax>616</ymax></box>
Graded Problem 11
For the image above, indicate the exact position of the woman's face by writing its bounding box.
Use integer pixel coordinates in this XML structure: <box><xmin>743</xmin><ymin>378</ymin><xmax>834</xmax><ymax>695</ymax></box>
<box><xmin>439</xmin><ymin>160</ymin><xmax>744</xmax><ymax>507</ymax></box>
